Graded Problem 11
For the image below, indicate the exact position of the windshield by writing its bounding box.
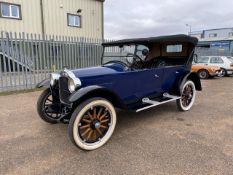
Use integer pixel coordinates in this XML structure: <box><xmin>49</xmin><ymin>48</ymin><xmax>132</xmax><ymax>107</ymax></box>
<box><xmin>102</xmin><ymin>44</ymin><xmax>148</xmax><ymax>65</ymax></box>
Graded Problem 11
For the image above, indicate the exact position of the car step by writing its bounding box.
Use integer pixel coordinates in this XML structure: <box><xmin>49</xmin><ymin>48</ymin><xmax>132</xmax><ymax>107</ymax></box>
<box><xmin>136</xmin><ymin>93</ymin><xmax>181</xmax><ymax>112</ymax></box>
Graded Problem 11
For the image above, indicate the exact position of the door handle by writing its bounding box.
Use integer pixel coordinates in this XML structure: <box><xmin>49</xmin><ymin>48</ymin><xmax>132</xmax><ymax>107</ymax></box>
<box><xmin>155</xmin><ymin>74</ymin><xmax>159</xmax><ymax>78</ymax></box>
<box><xmin>175</xmin><ymin>71</ymin><xmax>180</xmax><ymax>74</ymax></box>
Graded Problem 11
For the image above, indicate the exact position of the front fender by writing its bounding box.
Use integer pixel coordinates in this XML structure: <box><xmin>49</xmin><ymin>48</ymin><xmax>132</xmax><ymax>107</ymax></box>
<box><xmin>69</xmin><ymin>85</ymin><xmax>125</xmax><ymax>109</ymax></box>
<box><xmin>69</xmin><ymin>86</ymin><xmax>103</xmax><ymax>102</ymax></box>
<box><xmin>36</xmin><ymin>78</ymin><xmax>50</xmax><ymax>88</ymax></box>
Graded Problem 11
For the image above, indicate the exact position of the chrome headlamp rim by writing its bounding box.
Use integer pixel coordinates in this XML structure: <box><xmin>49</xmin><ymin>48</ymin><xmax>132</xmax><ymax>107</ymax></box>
<box><xmin>64</xmin><ymin>69</ymin><xmax>82</xmax><ymax>93</ymax></box>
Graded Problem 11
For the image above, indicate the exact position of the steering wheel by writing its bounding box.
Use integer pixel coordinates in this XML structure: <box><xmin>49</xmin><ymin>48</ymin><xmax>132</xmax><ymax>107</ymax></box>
<box><xmin>126</xmin><ymin>53</ymin><xmax>143</xmax><ymax>68</ymax></box>
<box><xmin>156</xmin><ymin>60</ymin><xmax>167</xmax><ymax>68</ymax></box>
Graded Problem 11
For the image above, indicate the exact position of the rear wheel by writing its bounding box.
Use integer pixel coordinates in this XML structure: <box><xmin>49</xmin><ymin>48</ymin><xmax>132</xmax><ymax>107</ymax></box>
<box><xmin>198</xmin><ymin>69</ymin><xmax>209</xmax><ymax>79</ymax></box>
<box><xmin>176</xmin><ymin>80</ymin><xmax>196</xmax><ymax>111</ymax></box>
<box><xmin>218</xmin><ymin>68</ymin><xmax>227</xmax><ymax>77</ymax></box>
<box><xmin>68</xmin><ymin>97</ymin><xmax>117</xmax><ymax>151</ymax></box>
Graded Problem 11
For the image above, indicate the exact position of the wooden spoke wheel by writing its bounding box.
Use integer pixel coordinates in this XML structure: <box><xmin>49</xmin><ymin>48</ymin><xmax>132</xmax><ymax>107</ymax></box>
<box><xmin>176</xmin><ymin>80</ymin><xmax>196</xmax><ymax>112</ymax></box>
<box><xmin>78</xmin><ymin>106</ymin><xmax>111</xmax><ymax>143</ymax></box>
<box><xmin>68</xmin><ymin>98</ymin><xmax>117</xmax><ymax>151</ymax></box>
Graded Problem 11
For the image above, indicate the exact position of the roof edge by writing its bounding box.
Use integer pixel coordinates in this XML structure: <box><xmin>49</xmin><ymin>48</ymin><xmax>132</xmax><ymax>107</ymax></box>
<box><xmin>102</xmin><ymin>34</ymin><xmax>198</xmax><ymax>46</ymax></box>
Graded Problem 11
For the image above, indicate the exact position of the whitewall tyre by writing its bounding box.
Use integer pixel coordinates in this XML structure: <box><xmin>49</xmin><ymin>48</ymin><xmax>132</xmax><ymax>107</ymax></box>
<box><xmin>176</xmin><ymin>80</ymin><xmax>196</xmax><ymax>112</ymax></box>
<box><xmin>68</xmin><ymin>98</ymin><xmax>117</xmax><ymax>151</ymax></box>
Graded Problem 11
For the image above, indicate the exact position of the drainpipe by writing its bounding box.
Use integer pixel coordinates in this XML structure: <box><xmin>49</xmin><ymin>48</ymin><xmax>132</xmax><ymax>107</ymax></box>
<box><xmin>40</xmin><ymin>0</ymin><xmax>45</xmax><ymax>36</ymax></box>
<box><xmin>101</xmin><ymin>0</ymin><xmax>104</xmax><ymax>41</ymax></box>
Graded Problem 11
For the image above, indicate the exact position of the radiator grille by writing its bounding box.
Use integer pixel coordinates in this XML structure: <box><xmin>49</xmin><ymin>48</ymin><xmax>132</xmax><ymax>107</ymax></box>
<box><xmin>59</xmin><ymin>77</ymin><xmax>71</xmax><ymax>104</ymax></box>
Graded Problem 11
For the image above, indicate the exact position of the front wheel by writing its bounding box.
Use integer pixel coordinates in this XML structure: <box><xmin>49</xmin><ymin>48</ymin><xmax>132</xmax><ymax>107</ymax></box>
<box><xmin>198</xmin><ymin>69</ymin><xmax>209</xmax><ymax>79</ymax></box>
<box><xmin>176</xmin><ymin>80</ymin><xmax>196</xmax><ymax>112</ymax></box>
<box><xmin>37</xmin><ymin>88</ymin><xmax>62</xmax><ymax>124</ymax></box>
<box><xmin>68</xmin><ymin>98</ymin><xmax>117</xmax><ymax>151</ymax></box>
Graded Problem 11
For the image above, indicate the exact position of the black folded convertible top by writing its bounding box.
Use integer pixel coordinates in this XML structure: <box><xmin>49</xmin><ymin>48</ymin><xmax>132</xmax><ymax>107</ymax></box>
<box><xmin>102</xmin><ymin>34</ymin><xmax>198</xmax><ymax>46</ymax></box>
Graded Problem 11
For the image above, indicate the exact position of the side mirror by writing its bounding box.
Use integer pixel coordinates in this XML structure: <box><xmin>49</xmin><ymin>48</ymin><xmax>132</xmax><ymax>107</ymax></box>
<box><xmin>193</xmin><ymin>54</ymin><xmax>198</xmax><ymax>63</ymax></box>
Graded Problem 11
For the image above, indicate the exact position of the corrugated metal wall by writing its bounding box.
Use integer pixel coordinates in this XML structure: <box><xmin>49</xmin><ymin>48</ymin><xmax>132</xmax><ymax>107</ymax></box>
<box><xmin>0</xmin><ymin>0</ymin><xmax>103</xmax><ymax>39</ymax></box>
<box><xmin>43</xmin><ymin>0</ymin><xmax>102</xmax><ymax>38</ymax></box>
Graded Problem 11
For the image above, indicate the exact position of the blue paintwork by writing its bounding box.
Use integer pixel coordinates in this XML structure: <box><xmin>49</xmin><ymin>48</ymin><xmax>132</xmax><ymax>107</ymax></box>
<box><xmin>71</xmin><ymin>63</ymin><xmax>187</xmax><ymax>105</ymax></box>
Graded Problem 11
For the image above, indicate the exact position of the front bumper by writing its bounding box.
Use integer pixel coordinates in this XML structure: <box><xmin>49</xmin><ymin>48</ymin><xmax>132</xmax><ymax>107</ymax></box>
<box><xmin>226</xmin><ymin>69</ymin><xmax>233</xmax><ymax>75</ymax></box>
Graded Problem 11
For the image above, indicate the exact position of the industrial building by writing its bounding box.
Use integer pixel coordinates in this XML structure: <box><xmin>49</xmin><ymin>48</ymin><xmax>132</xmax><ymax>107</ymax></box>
<box><xmin>190</xmin><ymin>28</ymin><xmax>233</xmax><ymax>56</ymax></box>
<box><xmin>0</xmin><ymin>0</ymin><xmax>104</xmax><ymax>39</ymax></box>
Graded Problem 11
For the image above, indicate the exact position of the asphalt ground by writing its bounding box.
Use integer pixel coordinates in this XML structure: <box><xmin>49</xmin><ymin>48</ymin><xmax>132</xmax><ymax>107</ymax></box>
<box><xmin>0</xmin><ymin>77</ymin><xmax>233</xmax><ymax>175</ymax></box>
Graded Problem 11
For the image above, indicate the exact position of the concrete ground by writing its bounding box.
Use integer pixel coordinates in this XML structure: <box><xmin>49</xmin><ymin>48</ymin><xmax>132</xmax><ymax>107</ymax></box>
<box><xmin>0</xmin><ymin>77</ymin><xmax>233</xmax><ymax>175</ymax></box>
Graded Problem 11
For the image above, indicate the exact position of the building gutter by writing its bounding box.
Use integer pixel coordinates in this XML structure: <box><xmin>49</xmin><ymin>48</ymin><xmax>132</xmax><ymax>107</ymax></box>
<box><xmin>101</xmin><ymin>2</ymin><xmax>104</xmax><ymax>41</ymax></box>
<box><xmin>40</xmin><ymin>0</ymin><xmax>45</xmax><ymax>36</ymax></box>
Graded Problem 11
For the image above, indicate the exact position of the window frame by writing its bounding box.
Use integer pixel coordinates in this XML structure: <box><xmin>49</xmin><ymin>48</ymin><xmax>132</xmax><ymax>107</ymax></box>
<box><xmin>229</xmin><ymin>32</ymin><xmax>233</xmax><ymax>37</ymax></box>
<box><xmin>0</xmin><ymin>1</ymin><xmax>22</xmax><ymax>20</ymax></box>
<box><xmin>166</xmin><ymin>44</ymin><xmax>183</xmax><ymax>53</ymax></box>
<box><xmin>209</xmin><ymin>33</ymin><xmax>217</xmax><ymax>38</ymax></box>
<box><xmin>67</xmin><ymin>13</ymin><xmax>82</xmax><ymax>28</ymax></box>
<box><xmin>197</xmin><ymin>56</ymin><xmax>210</xmax><ymax>64</ymax></box>
<box><xmin>210</xmin><ymin>57</ymin><xmax>224</xmax><ymax>64</ymax></box>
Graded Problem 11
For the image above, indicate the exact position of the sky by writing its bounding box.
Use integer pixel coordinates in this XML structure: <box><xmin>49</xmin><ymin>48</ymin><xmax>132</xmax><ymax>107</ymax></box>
<box><xmin>104</xmin><ymin>0</ymin><xmax>233</xmax><ymax>39</ymax></box>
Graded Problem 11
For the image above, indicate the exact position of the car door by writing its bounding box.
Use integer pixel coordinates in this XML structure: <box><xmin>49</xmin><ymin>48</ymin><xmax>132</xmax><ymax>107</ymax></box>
<box><xmin>111</xmin><ymin>67</ymin><xmax>164</xmax><ymax>103</ymax></box>
<box><xmin>162</xmin><ymin>65</ymin><xmax>187</xmax><ymax>92</ymax></box>
<box><xmin>134</xmin><ymin>67</ymin><xmax>164</xmax><ymax>98</ymax></box>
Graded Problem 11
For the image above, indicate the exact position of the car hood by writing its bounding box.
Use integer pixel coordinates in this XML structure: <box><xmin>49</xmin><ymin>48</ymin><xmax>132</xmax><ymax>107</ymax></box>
<box><xmin>71</xmin><ymin>64</ymin><xmax>125</xmax><ymax>79</ymax></box>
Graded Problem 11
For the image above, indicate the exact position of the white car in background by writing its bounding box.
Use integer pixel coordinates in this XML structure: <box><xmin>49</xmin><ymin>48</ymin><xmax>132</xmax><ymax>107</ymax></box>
<box><xmin>197</xmin><ymin>56</ymin><xmax>233</xmax><ymax>77</ymax></box>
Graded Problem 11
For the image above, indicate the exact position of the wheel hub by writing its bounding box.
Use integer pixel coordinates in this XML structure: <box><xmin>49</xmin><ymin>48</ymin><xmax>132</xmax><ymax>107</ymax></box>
<box><xmin>188</xmin><ymin>94</ymin><xmax>192</xmax><ymax>99</ymax></box>
<box><xmin>91</xmin><ymin>119</ymin><xmax>101</xmax><ymax>129</ymax></box>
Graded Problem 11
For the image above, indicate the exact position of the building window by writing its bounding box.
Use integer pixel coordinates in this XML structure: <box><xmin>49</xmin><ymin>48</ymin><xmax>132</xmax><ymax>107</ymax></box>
<box><xmin>0</xmin><ymin>2</ymin><xmax>21</xmax><ymax>19</ymax></box>
<box><xmin>67</xmin><ymin>14</ymin><xmax>81</xmax><ymax>27</ymax></box>
<box><xmin>229</xmin><ymin>32</ymin><xmax>233</xmax><ymax>37</ymax></box>
<box><xmin>209</xmin><ymin>33</ymin><xmax>217</xmax><ymax>38</ymax></box>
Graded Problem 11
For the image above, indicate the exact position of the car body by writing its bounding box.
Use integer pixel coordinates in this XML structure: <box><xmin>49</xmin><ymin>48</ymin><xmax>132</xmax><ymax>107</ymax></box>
<box><xmin>37</xmin><ymin>34</ymin><xmax>202</xmax><ymax>150</ymax></box>
<box><xmin>192</xmin><ymin>64</ymin><xmax>221</xmax><ymax>79</ymax></box>
<box><xmin>196</xmin><ymin>56</ymin><xmax>233</xmax><ymax>76</ymax></box>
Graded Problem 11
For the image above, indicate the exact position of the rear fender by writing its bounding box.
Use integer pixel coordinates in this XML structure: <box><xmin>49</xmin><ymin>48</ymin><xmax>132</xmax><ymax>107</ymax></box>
<box><xmin>180</xmin><ymin>72</ymin><xmax>202</xmax><ymax>94</ymax></box>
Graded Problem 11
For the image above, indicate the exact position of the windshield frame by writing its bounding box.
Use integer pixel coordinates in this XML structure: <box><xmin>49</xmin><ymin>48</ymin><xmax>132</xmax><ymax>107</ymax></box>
<box><xmin>101</xmin><ymin>44</ymin><xmax>145</xmax><ymax>66</ymax></box>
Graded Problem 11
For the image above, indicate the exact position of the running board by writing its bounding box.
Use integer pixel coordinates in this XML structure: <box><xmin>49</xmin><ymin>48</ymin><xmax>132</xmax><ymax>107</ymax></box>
<box><xmin>136</xmin><ymin>93</ymin><xmax>181</xmax><ymax>112</ymax></box>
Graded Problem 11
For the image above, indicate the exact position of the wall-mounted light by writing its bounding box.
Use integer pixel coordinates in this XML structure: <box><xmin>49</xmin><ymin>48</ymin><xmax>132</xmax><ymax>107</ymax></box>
<box><xmin>77</xmin><ymin>9</ymin><xmax>82</xmax><ymax>13</ymax></box>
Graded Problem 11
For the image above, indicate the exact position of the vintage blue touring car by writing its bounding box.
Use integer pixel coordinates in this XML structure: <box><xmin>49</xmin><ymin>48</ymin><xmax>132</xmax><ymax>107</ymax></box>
<box><xmin>37</xmin><ymin>34</ymin><xmax>202</xmax><ymax>150</ymax></box>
